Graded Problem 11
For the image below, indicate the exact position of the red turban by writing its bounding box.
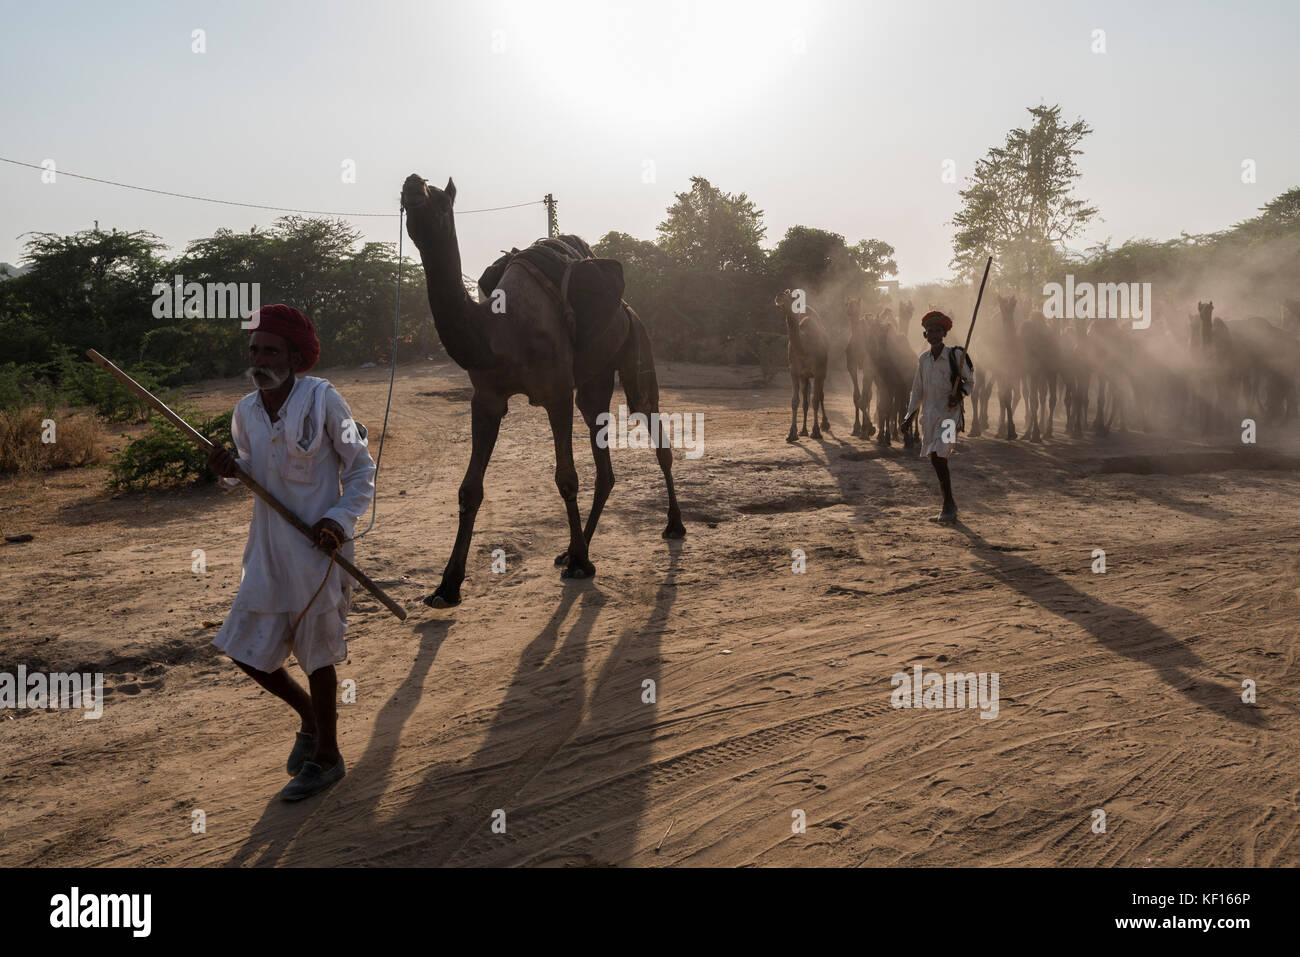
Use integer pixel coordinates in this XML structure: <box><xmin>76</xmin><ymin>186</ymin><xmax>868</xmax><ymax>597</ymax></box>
<box><xmin>921</xmin><ymin>310</ymin><xmax>953</xmax><ymax>332</ymax></box>
<box><xmin>248</xmin><ymin>304</ymin><xmax>320</xmax><ymax>372</ymax></box>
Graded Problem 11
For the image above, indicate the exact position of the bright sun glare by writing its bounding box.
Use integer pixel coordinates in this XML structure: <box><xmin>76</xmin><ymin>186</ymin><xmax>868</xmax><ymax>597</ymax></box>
<box><xmin>499</xmin><ymin>0</ymin><xmax>812</xmax><ymax>119</ymax></box>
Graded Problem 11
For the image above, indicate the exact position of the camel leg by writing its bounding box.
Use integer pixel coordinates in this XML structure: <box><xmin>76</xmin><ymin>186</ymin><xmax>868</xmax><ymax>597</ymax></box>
<box><xmin>788</xmin><ymin>371</ymin><xmax>800</xmax><ymax>443</ymax></box>
<box><xmin>1093</xmin><ymin>378</ymin><xmax>1109</xmax><ymax>436</ymax></box>
<box><xmin>1028</xmin><ymin>381</ymin><xmax>1042</xmax><ymax>442</ymax></box>
<box><xmin>800</xmin><ymin>379</ymin><xmax>810</xmax><ymax>436</ymax></box>
<box><xmin>426</xmin><ymin>393</ymin><xmax>506</xmax><ymax>608</ymax></box>
<box><xmin>1046</xmin><ymin>376</ymin><xmax>1057</xmax><ymax>438</ymax></box>
<box><xmin>811</xmin><ymin>377</ymin><xmax>825</xmax><ymax>439</ymax></box>
<box><xmin>849</xmin><ymin>368</ymin><xmax>862</xmax><ymax>436</ymax></box>
<box><xmin>862</xmin><ymin>378</ymin><xmax>875</xmax><ymax>436</ymax></box>
<box><xmin>554</xmin><ymin>372</ymin><xmax>617</xmax><ymax>568</ymax></box>
<box><xmin>620</xmin><ymin>350</ymin><xmax>685</xmax><ymax>541</ymax></box>
<box><xmin>547</xmin><ymin>395</ymin><xmax>594</xmax><ymax>580</ymax></box>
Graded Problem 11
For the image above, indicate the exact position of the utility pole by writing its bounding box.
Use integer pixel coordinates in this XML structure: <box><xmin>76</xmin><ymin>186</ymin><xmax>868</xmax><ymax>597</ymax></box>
<box><xmin>544</xmin><ymin>193</ymin><xmax>557</xmax><ymax>238</ymax></box>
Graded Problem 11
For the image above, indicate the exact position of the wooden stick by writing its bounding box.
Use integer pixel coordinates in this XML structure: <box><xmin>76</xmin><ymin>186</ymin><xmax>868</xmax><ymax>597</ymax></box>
<box><xmin>950</xmin><ymin>255</ymin><xmax>993</xmax><ymax>401</ymax></box>
<box><xmin>86</xmin><ymin>349</ymin><xmax>407</xmax><ymax>622</ymax></box>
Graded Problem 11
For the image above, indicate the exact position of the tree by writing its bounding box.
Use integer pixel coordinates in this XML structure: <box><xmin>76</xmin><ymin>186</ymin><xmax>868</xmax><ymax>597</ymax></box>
<box><xmin>8</xmin><ymin>227</ymin><xmax>169</xmax><ymax>366</ymax></box>
<box><xmin>851</xmin><ymin>238</ymin><xmax>899</xmax><ymax>283</ymax></box>
<box><xmin>951</xmin><ymin>104</ymin><xmax>1097</xmax><ymax>294</ymax></box>
<box><xmin>656</xmin><ymin>176</ymin><xmax>767</xmax><ymax>272</ymax></box>
<box><xmin>769</xmin><ymin>226</ymin><xmax>853</xmax><ymax>288</ymax></box>
<box><xmin>769</xmin><ymin>226</ymin><xmax>898</xmax><ymax>310</ymax></box>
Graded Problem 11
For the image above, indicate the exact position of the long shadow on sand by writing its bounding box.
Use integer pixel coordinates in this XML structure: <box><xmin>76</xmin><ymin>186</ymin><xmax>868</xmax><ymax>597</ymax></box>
<box><xmin>793</xmin><ymin>432</ymin><xmax>914</xmax><ymax>526</ymax></box>
<box><xmin>399</xmin><ymin>543</ymin><xmax>681</xmax><ymax>866</ymax></box>
<box><xmin>958</xmin><ymin>524</ymin><xmax>1261</xmax><ymax>728</ymax></box>
<box><xmin>225</xmin><ymin>617</ymin><xmax>450</xmax><ymax>867</ymax></box>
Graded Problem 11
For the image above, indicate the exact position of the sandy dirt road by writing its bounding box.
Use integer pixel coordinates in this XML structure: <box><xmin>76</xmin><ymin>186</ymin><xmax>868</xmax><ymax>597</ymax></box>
<box><xmin>2</xmin><ymin>359</ymin><xmax>1297</xmax><ymax>867</ymax></box>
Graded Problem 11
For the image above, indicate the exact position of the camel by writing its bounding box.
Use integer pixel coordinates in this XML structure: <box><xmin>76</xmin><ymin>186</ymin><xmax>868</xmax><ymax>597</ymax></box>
<box><xmin>1060</xmin><ymin>318</ymin><xmax>1090</xmax><ymax>437</ymax></box>
<box><xmin>401</xmin><ymin>173</ymin><xmax>684</xmax><ymax>608</ymax></box>
<box><xmin>775</xmin><ymin>289</ymin><xmax>830</xmax><ymax>441</ymax></box>
<box><xmin>844</xmin><ymin>297</ymin><xmax>875</xmax><ymax>437</ymax></box>
<box><xmin>1085</xmin><ymin>316</ymin><xmax>1130</xmax><ymax>436</ymax></box>
<box><xmin>896</xmin><ymin>299</ymin><xmax>915</xmax><ymax>338</ymax></box>
<box><xmin>1221</xmin><ymin>314</ymin><xmax>1300</xmax><ymax>423</ymax></box>
<box><xmin>869</xmin><ymin>317</ymin><xmax>915</xmax><ymax>448</ymax></box>
<box><xmin>969</xmin><ymin>294</ymin><xmax>1024</xmax><ymax>439</ymax></box>
<box><xmin>1188</xmin><ymin>300</ymin><xmax>1245</xmax><ymax>433</ymax></box>
<box><xmin>1020</xmin><ymin>312</ymin><xmax>1061</xmax><ymax>441</ymax></box>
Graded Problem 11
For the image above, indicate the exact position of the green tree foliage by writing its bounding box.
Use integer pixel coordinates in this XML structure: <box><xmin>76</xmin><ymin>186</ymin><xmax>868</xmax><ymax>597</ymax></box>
<box><xmin>3</xmin><ymin>227</ymin><xmax>169</xmax><ymax>368</ymax></box>
<box><xmin>1073</xmin><ymin>187</ymin><xmax>1300</xmax><ymax>316</ymax></box>
<box><xmin>769</xmin><ymin>226</ymin><xmax>898</xmax><ymax>299</ymax></box>
<box><xmin>951</xmin><ymin>104</ymin><xmax>1098</xmax><ymax>294</ymax></box>
<box><xmin>597</xmin><ymin>177</ymin><xmax>901</xmax><ymax>367</ymax></box>
<box><xmin>0</xmin><ymin>217</ymin><xmax>430</xmax><ymax>406</ymax></box>
<box><xmin>657</xmin><ymin>177</ymin><xmax>767</xmax><ymax>272</ymax></box>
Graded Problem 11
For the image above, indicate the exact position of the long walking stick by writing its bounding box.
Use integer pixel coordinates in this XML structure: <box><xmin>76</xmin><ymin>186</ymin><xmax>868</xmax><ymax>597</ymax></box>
<box><xmin>951</xmin><ymin>255</ymin><xmax>994</xmax><ymax>402</ymax></box>
<box><xmin>86</xmin><ymin>349</ymin><xmax>408</xmax><ymax>622</ymax></box>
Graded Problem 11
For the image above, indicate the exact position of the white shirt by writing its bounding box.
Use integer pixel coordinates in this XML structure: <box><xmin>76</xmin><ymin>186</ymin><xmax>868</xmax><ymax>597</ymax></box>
<box><xmin>905</xmin><ymin>346</ymin><xmax>975</xmax><ymax>458</ymax></box>
<box><xmin>220</xmin><ymin>376</ymin><xmax>376</xmax><ymax>614</ymax></box>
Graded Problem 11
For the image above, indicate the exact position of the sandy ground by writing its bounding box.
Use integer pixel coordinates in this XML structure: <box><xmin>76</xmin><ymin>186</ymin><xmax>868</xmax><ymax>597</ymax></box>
<box><xmin>2</xmin><ymin>358</ymin><xmax>1298</xmax><ymax>867</ymax></box>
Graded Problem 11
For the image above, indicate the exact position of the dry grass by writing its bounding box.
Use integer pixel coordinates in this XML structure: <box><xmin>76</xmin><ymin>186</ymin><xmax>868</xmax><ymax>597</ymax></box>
<box><xmin>0</xmin><ymin>405</ymin><xmax>108</xmax><ymax>473</ymax></box>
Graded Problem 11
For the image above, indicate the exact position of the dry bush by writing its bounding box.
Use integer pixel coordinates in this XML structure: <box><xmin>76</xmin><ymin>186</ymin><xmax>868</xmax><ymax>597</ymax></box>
<box><xmin>0</xmin><ymin>405</ymin><xmax>108</xmax><ymax>473</ymax></box>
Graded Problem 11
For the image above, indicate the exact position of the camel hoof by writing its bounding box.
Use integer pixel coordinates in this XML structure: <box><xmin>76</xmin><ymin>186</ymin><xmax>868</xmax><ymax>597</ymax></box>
<box><xmin>423</xmin><ymin>587</ymin><xmax>461</xmax><ymax>609</ymax></box>
<box><xmin>850</xmin><ymin>425</ymin><xmax>861</xmax><ymax>437</ymax></box>
<box><xmin>786</xmin><ymin>432</ymin><xmax>798</xmax><ymax>443</ymax></box>
<box><xmin>554</xmin><ymin>551</ymin><xmax>569</xmax><ymax>567</ymax></box>
<box><xmin>799</xmin><ymin>428</ymin><xmax>808</xmax><ymax>436</ymax></box>
<box><xmin>811</xmin><ymin>430</ymin><xmax>822</xmax><ymax>440</ymax></box>
<box><xmin>663</xmin><ymin>520</ymin><xmax>686</xmax><ymax>540</ymax></box>
<box><xmin>561</xmin><ymin>559</ymin><xmax>596</xmax><ymax>580</ymax></box>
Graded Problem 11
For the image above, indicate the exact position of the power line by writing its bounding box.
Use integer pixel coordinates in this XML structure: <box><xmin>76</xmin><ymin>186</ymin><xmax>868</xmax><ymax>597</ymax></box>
<box><xmin>0</xmin><ymin>156</ymin><xmax>545</xmax><ymax>217</ymax></box>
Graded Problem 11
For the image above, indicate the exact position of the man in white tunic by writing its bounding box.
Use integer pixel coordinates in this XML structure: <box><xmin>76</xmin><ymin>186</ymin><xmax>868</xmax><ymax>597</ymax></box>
<box><xmin>206</xmin><ymin>304</ymin><xmax>375</xmax><ymax>801</ymax></box>
<box><xmin>902</xmin><ymin>310</ymin><xmax>974</xmax><ymax>524</ymax></box>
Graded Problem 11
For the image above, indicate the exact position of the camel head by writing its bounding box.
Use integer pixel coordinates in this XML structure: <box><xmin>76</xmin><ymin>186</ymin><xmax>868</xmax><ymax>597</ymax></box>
<box><xmin>1197</xmin><ymin>300</ymin><xmax>1214</xmax><ymax>324</ymax></box>
<box><xmin>844</xmin><ymin>297</ymin><xmax>862</xmax><ymax>323</ymax></box>
<box><xmin>998</xmin><ymin>294</ymin><xmax>1017</xmax><ymax>323</ymax></box>
<box><xmin>774</xmin><ymin>288</ymin><xmax>798</xmax><ymax>316</ymax></box>
<box><xmin>401</xmin><ymin>173</ymin><xmax>457</xmax><ymax>249</ymax></box>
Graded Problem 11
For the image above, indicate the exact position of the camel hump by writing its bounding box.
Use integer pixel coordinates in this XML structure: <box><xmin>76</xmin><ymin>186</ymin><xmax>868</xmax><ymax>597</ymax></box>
<box><xmin>476</xmin><ymin>235</ymin><xmax>597</xmax><ymax>300</ymax></box>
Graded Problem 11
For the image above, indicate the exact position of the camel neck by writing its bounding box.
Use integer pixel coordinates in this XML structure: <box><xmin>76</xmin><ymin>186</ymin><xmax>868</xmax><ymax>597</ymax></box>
<box><xmin>418</xmin><ymin>225</ymin><xmax>494</xmax><ymax>370</ymax></box>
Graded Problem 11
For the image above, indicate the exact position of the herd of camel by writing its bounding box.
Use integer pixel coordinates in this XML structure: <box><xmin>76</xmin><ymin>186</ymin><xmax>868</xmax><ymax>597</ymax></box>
<box><xmin>777</xmin><ymin>290</ymin><xmax>1300</xmax><ymax>448</ymax></box>
<box><xmin>399</xmin><ymin>172</ymin><xmax>1298</xmax><ymax>605</ymax></box>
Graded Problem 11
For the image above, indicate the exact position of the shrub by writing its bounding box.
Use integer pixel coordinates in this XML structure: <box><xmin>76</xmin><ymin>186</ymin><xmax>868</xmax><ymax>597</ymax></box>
<box><xmin>0</xmin><ymin>405</ymin><xmax>107</xmax><ymax>473</ymax></box>
<box><xmin>108</xmin><ymin>407</ymin><xmax>233</xmax><ymax>490</ymax></box>
<box><xmin>57</xmin><ymin>354</ymin><xmax>183</xmax><ymax>423</ymax></box>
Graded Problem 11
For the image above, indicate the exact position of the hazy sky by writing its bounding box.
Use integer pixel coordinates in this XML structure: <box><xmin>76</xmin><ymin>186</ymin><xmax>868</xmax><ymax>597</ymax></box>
<box><xmin>2</xmin><ymin>0</ymin><xmax>1297</xmax><ymax>285</ymax></box>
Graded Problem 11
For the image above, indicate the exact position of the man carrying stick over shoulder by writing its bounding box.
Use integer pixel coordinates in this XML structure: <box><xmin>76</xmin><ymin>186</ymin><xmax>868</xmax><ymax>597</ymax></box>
<box><xmin>207</xmin><ymin>303</ymin><xmax>376</xmax><ymax>801</ymax></box>
<box><xmin>902</xmin><ymin>310</ymin><xmax>974</xmax><ymax>525</ymax></box>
